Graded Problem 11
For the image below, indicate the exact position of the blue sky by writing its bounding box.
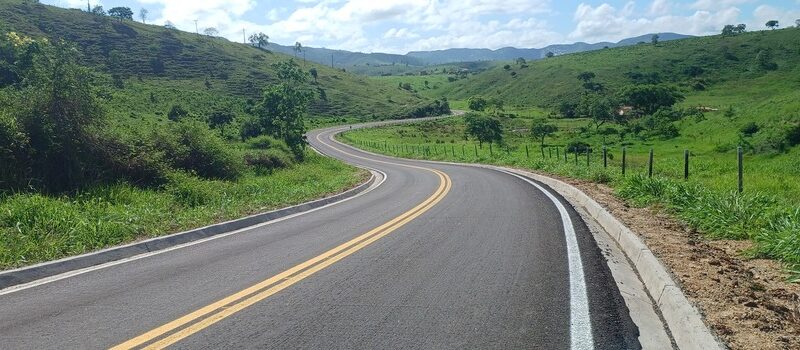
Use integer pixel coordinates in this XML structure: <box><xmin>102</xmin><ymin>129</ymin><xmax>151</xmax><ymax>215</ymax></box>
<box><xmin>43</xmin><ymin>1</ymin><xmax>800</xmax><ymax>53</ymax></box>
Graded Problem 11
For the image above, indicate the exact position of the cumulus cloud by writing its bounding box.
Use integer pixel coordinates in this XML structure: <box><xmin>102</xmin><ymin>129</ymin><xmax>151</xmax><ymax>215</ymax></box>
<box><xmin>570</xmin><ymin>2</ymin><xmax>741</xmax><ymax>42</ymax></box>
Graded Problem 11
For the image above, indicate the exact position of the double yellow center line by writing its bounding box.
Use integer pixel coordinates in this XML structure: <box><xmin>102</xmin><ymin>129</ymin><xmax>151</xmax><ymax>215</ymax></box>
<box><xmin>112</xmin><ymin>167</ymin><xmax>451</xmax><ymax>349</ymax></box>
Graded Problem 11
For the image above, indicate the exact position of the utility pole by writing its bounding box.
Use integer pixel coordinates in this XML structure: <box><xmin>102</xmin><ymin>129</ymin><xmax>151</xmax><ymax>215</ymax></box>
<box><xmin>242</xmin><ymin>29</ymin><xmax>246</xmax><ymax>44</ymax></box>
<box><xmin>331</xmin><ymin>53</ymin><xmax>334</xmax><ymax>68</ymax></box>
<box><xmin>194</xmin><ymin>20</ymin><xmax>199</xmax><ymax>35</ymax></box>
<box><xmin>87</xmin><ymin>0</ymin><xmax>90</xmax><ymax>12</ymax></box>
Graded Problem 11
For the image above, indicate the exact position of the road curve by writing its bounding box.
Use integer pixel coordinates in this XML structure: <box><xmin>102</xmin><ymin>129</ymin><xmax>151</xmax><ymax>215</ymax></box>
<box><xmin>0</xmin><ymin>122</ymin><xmax>641</xmax><ymax>349</ymax></box>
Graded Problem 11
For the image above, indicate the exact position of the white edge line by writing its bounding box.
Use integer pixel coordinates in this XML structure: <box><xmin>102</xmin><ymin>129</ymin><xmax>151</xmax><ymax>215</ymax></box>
<box><xmin>0</xmin><ymin>167</ymin><xmax>387</xmax><ymax>296</ymax></box>
<box><xmin>330</xmin><ymin>127</ymin><xmax>594</xmax><ymax>349</ymax></box>
<box><xmin>494</xmin><ymin>169</ymin><xmax>594</xmax><ymax>350</ymax></box>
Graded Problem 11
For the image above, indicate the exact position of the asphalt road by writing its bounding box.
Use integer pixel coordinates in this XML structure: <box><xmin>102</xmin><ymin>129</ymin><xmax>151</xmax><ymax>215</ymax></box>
<box><xmin>0</xmin><ymin>123</ymin><xmax>641</xmax><ymax>349</ymax></box>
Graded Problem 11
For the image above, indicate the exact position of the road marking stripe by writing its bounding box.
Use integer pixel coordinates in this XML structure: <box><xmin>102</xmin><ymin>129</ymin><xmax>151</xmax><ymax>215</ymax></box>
<box><xmin>0</xmin><ymin>170</ymin><xmax>386</xmax><ymax>297</ymax></box>
<box><xmin>498</xmin><ymin>170</ymin><xmax>594</xmax><ymax>350</ymax></box>
<box><xmin>112</xmin><ymin>167</ymin><xmax>451</xmax><ymax>350</ymax></box>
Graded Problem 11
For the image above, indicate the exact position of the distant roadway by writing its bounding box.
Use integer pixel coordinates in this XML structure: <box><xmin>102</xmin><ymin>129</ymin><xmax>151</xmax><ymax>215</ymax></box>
<box><xmin>0</xmin><ymin>120</ymin><xmax>641</xmax><ymax>349</ymax></box>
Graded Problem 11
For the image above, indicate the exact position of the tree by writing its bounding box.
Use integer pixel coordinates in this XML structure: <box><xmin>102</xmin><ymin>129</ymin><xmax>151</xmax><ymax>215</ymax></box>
<box><xmin>203</xmin><ymin>27</ymin><xmax>219</xmax><ymax>37</ymax></box>
<box><xmin>577</xmin><ymin>94</ymin><xmax>617</xmax><ymax>129</ymax></box>
<box><xmin>467</xmin><ymin>96</ymin><xmax>488</xmax><ymax>111</ymax></box>
<box><xmin>530</xmin><ymin>119</ymin><xmax>557</xmax><ymax>146</ymax></box>
<box><xmin>164</xmin><ymin>21</ymin><xmax>177</xmax><ymax>30</ymax></box>
<box><xmin>255</xmin><ymin>60</ymin><xmax>313</xmax><ymax>158</ymax></box>
<box><xmin>766</xmin><ymin>20</ymin><xmax>779</xmax><ymax>30</ymax></box>
<box><xmin>722</xmin><ymin>24</ymin><xmax>746</xmax><ymax>36</ymax></box>
<box><xmin>516</xmin><ymin>57</ymin><xmax>526</xmax><ymax>65</ymax></box>
<box><xmin>545</xmin><ymin>51</ymin><xmax>554</xmax><ymax>58</ymax></box>
<box><xmin>464</xmin><ymin>113</ymin><xmax>503</xmax><ymax>148</ymax></box>
<box><xmin>90</xmin><ymin>5</ymin><xmax>104</xmax><ymax>15</ymax></box>
<box><xmin>0</xmin><ymin>33</ymin><xmax>106</xmax><ymax>191</ymax></box>
<box><xmin>207</xmin><ymin>110</ymin><xmax>235</xmax><ymax>136</ymax></box>
<box><xmin>108</xmin><ymin>7</ymin><xmax>133</xmax><ymax>21</ymax></box>
<box><xmin>651</xmin><ymin>34</ymin><xmax>659</xmax><ymax>45</ymax></box>
<box><xmin>309</xmin><ymin>68</ymin><xmax>318</xmax><ymax>84</ymax></box>
<box><xmin>796</xmin><ymin>19</ymin><xmax>800</xmax><ymax>28</ymax></box>
<box><xmin>617</xmin><ymin>84</ymin><xmax>684</xmax><ymax>116</ymax></box>
<box><xmin>248</xmin><ymin>32</ymin><xmax>269</xmax><ymax>48</ymax></box>
<box><xmin>577</xmin><ymin>71</ymin><xmax>602</xmax><ymax>92</ymax></box>
<box><xmin>139</xmin><ymin>8</ymin><xmax>148</xmax><ymax>23</ymax></box>
<box><xmin>293</xmin><ymin>42</ymin><xmax>303</xmax><ymax>57</ymax></box>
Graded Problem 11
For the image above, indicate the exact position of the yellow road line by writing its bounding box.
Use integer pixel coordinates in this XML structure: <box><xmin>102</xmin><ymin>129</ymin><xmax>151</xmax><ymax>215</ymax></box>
<box><xmin>111</xmin><ymin>165</ymin><xmax>451</xmax><ymax>350</ymax></box>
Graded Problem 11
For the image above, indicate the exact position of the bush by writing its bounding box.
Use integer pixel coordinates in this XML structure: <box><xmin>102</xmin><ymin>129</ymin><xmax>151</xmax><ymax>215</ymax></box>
<box><xmin>239</xmin><ymin>116</ymin><xmax>262</xmax><ymax>141</ymax></box>
<box><xmin>739</xmin><ymin>122</ymin><xmax>760</xmax><ymax>137</ymax></box>
<box><xmin>168</xmin><ymin>104</ymin><xmax>189</xmax><ymax>122</ymax></box>
<box><xmin>152</xmin><ymin>122</ymin><xmax>243</xmax><ymax>180</ymax></box>
<box><xmin>244</xmin><ymin>149</ymin><xmax>293</xmax><ymax>174</ymax></box>
<box><xmin>247</xmin><ymin>135</ymin><xmax>280</xmax><ymax>150</ymax></box>
<box><xmin>566</xmin><ymin>140</ymin><xmax>590</xmax><ymax>154</ymax></box>
<box><xmin>0</xmin><ymin>35</ymin><xmax>106</xmax><ymax>192</ymax></box>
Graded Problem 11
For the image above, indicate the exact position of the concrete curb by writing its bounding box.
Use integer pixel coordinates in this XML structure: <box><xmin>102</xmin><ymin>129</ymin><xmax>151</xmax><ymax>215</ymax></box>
<box><xmin>486</xmin><ymin>166</ymin><xmax>724</xmax><ymax>350</ymax></box>
<box><xmin>0</xmin><ymin>172</ymin><xmax>378</xmax><ymax>290</ymax></box>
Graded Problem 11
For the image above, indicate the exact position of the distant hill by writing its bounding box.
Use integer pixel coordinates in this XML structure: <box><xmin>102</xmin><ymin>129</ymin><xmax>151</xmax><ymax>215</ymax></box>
<box><xmin>405</xmin><ymin>33</ymin><xmax>693</xmax><ymax>65</ymax></box>
<box><xmin>269</xmin><ymin>44</ymin><xmax>425</xmax><ymax>68</ymax></box>
<box><xmin>437</xmin><ymin>28</ymin><xmax>799</xmax><ymax>111</ymax></box>
<box><xmin>260</xmin><ymin>33</ymin><xmax>692</xmax><ymax>72</ymax></box>
<box><xmin>0</xmin><ymin>0</ymin><xmax>434</xmax><ymax>118</ymax></box>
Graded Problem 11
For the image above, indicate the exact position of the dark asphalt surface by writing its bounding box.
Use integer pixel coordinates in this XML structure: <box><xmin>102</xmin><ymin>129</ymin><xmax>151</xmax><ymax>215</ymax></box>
<box><xmin>0</xmin><ymin>123</ymin><xmax>640</xmax><ymax>349</ymax></box>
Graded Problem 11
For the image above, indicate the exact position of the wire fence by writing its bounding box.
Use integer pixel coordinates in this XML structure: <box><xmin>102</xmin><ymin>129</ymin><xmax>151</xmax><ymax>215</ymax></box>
<box><xmin>347</xmin><ymin>138</ymin><xmax>747</xmax><ymax>193</ymax></box>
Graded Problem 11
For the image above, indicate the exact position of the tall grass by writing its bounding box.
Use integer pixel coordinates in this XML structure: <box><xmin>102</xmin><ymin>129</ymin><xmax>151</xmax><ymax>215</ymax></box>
<box><xmin>0</xmin><ymin>153</ymin><xmax>365</xmax><ymax>269</ymax></box>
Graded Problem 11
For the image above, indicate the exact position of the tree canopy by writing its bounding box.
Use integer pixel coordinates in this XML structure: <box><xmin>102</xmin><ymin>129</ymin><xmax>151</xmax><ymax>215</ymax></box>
<box><xmin>467</xmin><ymin>96</ymin><xmax>488</xmax><ymax>111</ymax></box>
<box><xmin>464</xmin><ymin>113</ymin><xmax>503</xmax><ymax>147</ymax></box>
<box><xmin>249</xmin><ymin>32</ymin><xmax>269</xmax><ymax>48</ymax></box>
<box><xmin>108</xmin><ymin>7</ymin><xmax>133</xmax><ymax>21</ymax></box>
<box><xmin>617</xmin><ymin>84</ymin><xmax>684</xmax><ymax>116</ymax></box>
<box><xmin>254</xmin><ymin>60</ymin><xmax>313</xmax><ymax>157</ymax></box>
<box><xmin>530</xmin><ymin>120</ymin><xmax>557</xmax><ymax>146</ymax></box>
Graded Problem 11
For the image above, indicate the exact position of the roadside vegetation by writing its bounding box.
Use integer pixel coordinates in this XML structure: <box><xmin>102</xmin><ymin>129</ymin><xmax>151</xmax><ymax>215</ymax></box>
<box><xmin>0</xmin><ymin>30</ymin><xmax>369</xmax><ymax>268</ymax></box>
<box><xmin>0</xmin><ymin>0</ymin><xmax>457</xmax><ymax>268</ymax></box>
<box><xmin>346</xmin><ymin>25</ymin><xmax>800</xmax><ymax>278</ymax></box>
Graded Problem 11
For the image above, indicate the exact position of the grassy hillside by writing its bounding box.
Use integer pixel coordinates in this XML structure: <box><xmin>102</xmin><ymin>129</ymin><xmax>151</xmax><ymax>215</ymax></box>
<box><xmin>440</xmin><ymin>28</ymin><xmax>800</xmax><ymax>109</ymax></box>
<box><xmin>0</xmin><ymin>1</ymin><xmax>405</xmax><ymax>268</ymax></box>
<box><xmin>338</xmin><ymin>28</ymin><xmax>800</xmax><ymax>277</ymax></box>
<box><xmin>0</xmin><ymin>0</ymin><xmax>434</xmax><ymax>119</ymax></box>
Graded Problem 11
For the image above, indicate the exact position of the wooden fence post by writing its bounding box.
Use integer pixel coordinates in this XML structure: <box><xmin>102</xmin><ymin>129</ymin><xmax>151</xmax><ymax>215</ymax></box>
<box><xmin>622</xmin><ymin>147</ymin><xmax>627</xmax><ymax>175</ymax></box>
<box><xmin>603</xmin><ymin>146</ymin><xmax>607</xmax><ymax>168</ymax></box>
<box><xmin>684</xmin><ymin>150</ymin><xmax>689</xmax><ymax>180</ymax></box>
<box><xmin>738</xmin><ymin>146</ymin><xmax>743</xmax><ymax>193</ymax></box>
<box><xmin>648</xmin><ymin>149</ymin><xmax>654</xmax><ymax>178</ymax></box>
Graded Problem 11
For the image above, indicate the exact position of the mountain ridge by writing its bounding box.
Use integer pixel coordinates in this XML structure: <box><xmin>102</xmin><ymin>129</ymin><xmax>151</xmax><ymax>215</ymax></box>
<box><xmin>267</xmin><ymin>33</ymin><xmax>693</xmax><ymax>69</ymax></box>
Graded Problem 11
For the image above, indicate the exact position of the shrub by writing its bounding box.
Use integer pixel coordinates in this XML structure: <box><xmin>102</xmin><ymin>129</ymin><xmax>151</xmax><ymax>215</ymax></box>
<box><xmin>239</xmin><ymin>116</ymin><xmax>262</xmax><ymax>141</ymax></box>
<box><xmin>168</xmin><ymin>104</ymin><xmax>189</xmax><ymax>122</ymax></box>
<box><xmin>244</xmin><ymin>149</ymin><xmax>293</xmax><ymax>174</ymax></box>
<box><xmin>739</xmin><ymin>122</ymin><xmax>760</xmax><ymax>137</ymax></box>
<box><xmin>566</xmin><ymin>140</ymin><xmax>590</xmax><ymax>154</ymax></box>
<box><xmin>152</xmin><ymin>122</ymin><xmax>242</xmax><ymax>180</ymax></box>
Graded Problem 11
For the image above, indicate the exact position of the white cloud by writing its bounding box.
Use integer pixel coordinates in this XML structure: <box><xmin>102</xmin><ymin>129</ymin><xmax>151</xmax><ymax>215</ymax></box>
<box><xmin>649</xmin><ymin>0</ymin><xmax>671</xmax><ymax>16</ymax></box>
<box><xmin>750</xmin><ymin>5</ymin><xmax>800</xmax><ymax>30</ymax></box>
<box><xmin>690</xmin><ymin>0</ymin><xmax>752</xmax><ymax>10</ymax></box>
<box><xmin>570</xmin><ymin>2</ymin><xmax>740</xmax><ymax>42</ymax></box>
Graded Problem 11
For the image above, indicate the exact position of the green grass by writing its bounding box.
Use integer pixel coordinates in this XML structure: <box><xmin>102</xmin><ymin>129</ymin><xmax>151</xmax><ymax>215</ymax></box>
<box><xmin>0</xmin><ymin>152</ymin><xmax>366</xmax><ymax>269</ymax></box>
<box><xmin>0</xmin><ymin>0</ymin><xmax>436</xmax><ymax>119</ymax></box>
<box><xmin>338</xmin><ymin>117</ymin><xmax>800</xmax><ymax>278</ymax></box>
